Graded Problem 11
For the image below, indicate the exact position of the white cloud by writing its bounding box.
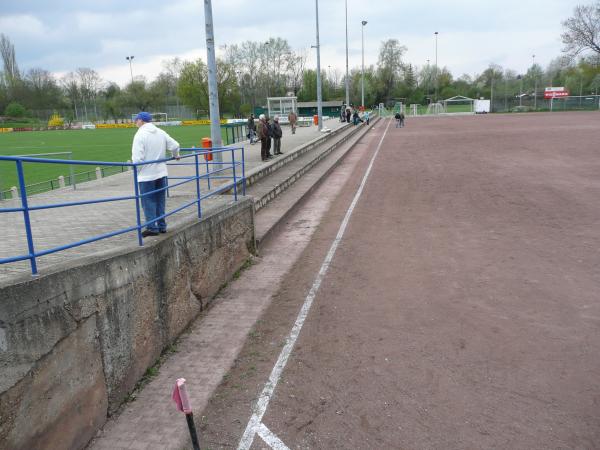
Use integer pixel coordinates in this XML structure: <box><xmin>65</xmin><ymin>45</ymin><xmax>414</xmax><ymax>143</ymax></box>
<box><xmin>0</xmin><ymin>14</ymin><xmax>46</xmax><ymax>36</ymax></box>
<box><xmin>1</xmin><ymin>0</ymin><xmax>584</xmax><ymax>87</ymax></box>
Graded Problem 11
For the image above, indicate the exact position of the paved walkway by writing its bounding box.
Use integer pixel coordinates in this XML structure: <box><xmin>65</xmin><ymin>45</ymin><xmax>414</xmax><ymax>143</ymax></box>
<box><xmin>0</xmin><ymin>119</ymin><xmax>346</xmax><ymax>286</ymax></box>
<box><xmin>86</xmin><ymin>122</ymin><xmax>369</xmax><ymax>450</ymax></box>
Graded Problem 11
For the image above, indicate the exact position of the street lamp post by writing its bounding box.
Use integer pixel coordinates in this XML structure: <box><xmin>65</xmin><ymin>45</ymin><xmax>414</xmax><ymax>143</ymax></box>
<box><xmin>314</xmin><ymin>0</ymin><xmax>323</xmax><ymax>130</ymax></box>
<box><xmin>203</xmin><ymin>0</ymin><xmax>223</xmax><ymax>164</ymax></box>
<box><xmin>345</xmin><ymin>0</ymin><xmax>350</xmax><ymax>108</ymax></box>
<box><xmin>126</xmin><ymin>56</ymin><xmax>134</xmax><ymax>84</ymax></box>
<box><xmin>361</xmin><ymin>20</ymin><xmax>368</xmax><ymax>108</ymax></box>
<box><xmin>434</xmin><ymin>32</ymin><xmax>439</xmax><ymax>103</ymax></box>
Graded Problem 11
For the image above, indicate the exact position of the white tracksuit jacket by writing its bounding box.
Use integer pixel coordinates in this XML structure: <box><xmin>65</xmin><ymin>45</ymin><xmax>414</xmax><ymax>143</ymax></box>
<box><xmin>131</xmin><ymin>122</ymin><xmax>180</xmax><ymax>182</ymax></box>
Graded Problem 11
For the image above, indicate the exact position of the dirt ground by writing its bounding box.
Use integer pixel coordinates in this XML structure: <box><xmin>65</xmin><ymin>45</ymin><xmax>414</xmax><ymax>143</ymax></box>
<box><xmin>198</xmin><ymin>112</ymin><xmax>600</xmax><ymax>449</ymax></box>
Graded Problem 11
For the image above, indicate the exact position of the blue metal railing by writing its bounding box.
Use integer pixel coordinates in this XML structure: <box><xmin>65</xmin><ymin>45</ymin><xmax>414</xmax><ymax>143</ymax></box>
<box><xmin>0</xmin><ymin>146</ymin><xmax>245</xmax><ymax>275</ymax></box>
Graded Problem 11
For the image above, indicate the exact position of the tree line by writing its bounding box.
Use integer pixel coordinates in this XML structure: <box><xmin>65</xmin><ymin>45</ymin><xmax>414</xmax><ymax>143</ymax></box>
<box><xmin>1</xmin><ymin>2</ymin><xmax>599</xmax><ymax>121</ymax></box>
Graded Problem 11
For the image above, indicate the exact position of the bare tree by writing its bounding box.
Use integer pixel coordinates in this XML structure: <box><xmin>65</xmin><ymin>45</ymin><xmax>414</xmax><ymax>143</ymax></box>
<box><xmin>0</xmin><ymin>33</ymin><xmax>20</xmax><ymax>85</ymax></box>
<box><xmin>76</xmin><ymin>68</ymin><xmax>103</xmax><ymax>120</ymax></box>
<box><xmin>561</xmin><ymin>3</ymin><xmax>600</xmax><ymax>57</ymax></box>
<box><xmin>61</xmin><ymin>72</ymin><xmax>81</xmax><ymax>120</ymax></box>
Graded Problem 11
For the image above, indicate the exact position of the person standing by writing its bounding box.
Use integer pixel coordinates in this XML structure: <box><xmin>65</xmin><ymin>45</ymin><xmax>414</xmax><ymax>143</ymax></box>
<box><xmin>394</xmin><ymin>112</ymin><xmax>401</xmax><ymax>128</ymax></box>
<box><xmin>266</xmin><ymin>116</ymin><xmax>274</xmax><ymax>157</ymax></box>
<box><xmin>345</xmin><ymin>107</ymin><xmax>352</xmax><ymax>124</ymax></box>
<box><xmin>259</xmin><ymin>114</ymin><xmax>271</xmax><ymax>161</ymax></box>
<box><xmin>288</xmin><ymin>110</ymin><xmax>298</xmax><ymax>134</ymax></box>
<box><xmin>247</xmin><ymin>113</ymin><xmax>256</xmax><ymax>144</ymax></box>
<box><xmin>364</xmin><ymin>110</ymin><xmax>370</xmax><ymax>125</ymax></box>
<box><xmin>399</xmin><ymin>111</ymin><xmax>405</xmax><ymax>127</ymax></box>
<box><xmin>131</xmin><ymin>112</ymin><xmax>180</xmax><ymax>237</ymax></box>
<box><xmin>272</xmin><ymin>116</ymin><xmax>283</xmax><ymax>155</ymax></box>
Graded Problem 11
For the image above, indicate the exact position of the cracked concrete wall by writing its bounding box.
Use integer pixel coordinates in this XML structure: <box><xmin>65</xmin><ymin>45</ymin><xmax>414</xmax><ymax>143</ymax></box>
<box><xmin>0</xmin><ymin>198</ymin><xmax>255</xmax><ymax>450</ymax></box>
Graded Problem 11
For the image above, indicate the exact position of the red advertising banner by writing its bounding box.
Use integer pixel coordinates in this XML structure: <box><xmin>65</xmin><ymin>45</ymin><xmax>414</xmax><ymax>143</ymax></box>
<box><xmin>544</xmin><ymin>87</ymin><xmax>569</xmax><ymax>99</ymax></box>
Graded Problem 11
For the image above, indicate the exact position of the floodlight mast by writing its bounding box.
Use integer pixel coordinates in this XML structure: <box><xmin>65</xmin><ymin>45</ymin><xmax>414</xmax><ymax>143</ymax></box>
<box><xmin>361</xmin><ymin>20</ymin><xmax>368</xmax><ymax>108</ymax></box>
<box><xmin>345</xmin><ymin>0</ymin><xmax>350</xmax><ymax>108</ymax></box>
<box><xmin>314</xmin><ymin>0</ymin><xmax>323</xmax><ymax>130</ymax></box>
<box><xmin>203</xmin><ymin>0</ymin><xmax>223</xmax><ymax>164</ymax></box>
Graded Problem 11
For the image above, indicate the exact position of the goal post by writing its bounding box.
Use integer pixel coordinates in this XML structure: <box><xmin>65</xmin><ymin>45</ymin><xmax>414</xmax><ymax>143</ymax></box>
<box><xmin>130</xmin><ymin>112</ymin><xmax>168</xmax><ymax>123</ymax></box>
<box><xmin>443</xmin><ymin>96</ymin><xmax>475</xmax><ymax>113</ymax></box>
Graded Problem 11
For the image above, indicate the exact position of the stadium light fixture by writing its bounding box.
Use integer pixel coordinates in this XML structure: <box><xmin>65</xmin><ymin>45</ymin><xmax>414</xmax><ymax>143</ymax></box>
<box><xmin>125</xmin><ymin>56</ymin><xmax>134</xmax><ymax>84</ymax></box>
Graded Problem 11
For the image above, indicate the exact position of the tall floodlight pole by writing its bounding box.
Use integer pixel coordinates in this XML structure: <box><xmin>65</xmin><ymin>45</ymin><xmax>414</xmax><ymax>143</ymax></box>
<box><xmin>361</xmin><ymin>20</ymin><xmax>368</xmax><ymax>108</ymax></box>
<box><xmin>203</xmin><ymin>0</ymin><xmax>223</xmax><ymax>164</ymax></box>
<box><xmin>126</xmin><ymin>56</ymin><xmax>135</xmax><ymax>84</ymax></box>
<box><xmin>532</xmin><ymin>54</ymin><xmax>537</xmax><ymax>110</ymax></box>
<box><xmin>345</xmin><ymin>0</ymin><xmax>350</xmax><ymax>108</ymax></box>
<box><xmin>434</xmin><ymin>32</ymin><xmax>439</xmax><ymax>102</ymax></box>
<box><xmin>315</xmin><ymin>0</ymin><xmax>323</xmax><ymax>130</ymax></box>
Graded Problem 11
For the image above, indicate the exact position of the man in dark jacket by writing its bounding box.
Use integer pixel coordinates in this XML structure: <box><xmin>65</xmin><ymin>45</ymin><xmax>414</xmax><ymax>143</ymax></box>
<box><xmin>272</xmin><ymin>116</ymin><xmax>283</xmax><ymax>155</ymax></box>
<box><xmin>247</xmin><ymin>114</ymin><xmax>256</xmax><ymax>144</ymax></box>
<box><xmin>266</xmin><ymin>116</ymin><xmax>273</xmax><ymax>157</ymax></box>
<box><xmin>259</xmin><ymin>114</ymin><xmax>271</xmax><ymax>161</ymax></box>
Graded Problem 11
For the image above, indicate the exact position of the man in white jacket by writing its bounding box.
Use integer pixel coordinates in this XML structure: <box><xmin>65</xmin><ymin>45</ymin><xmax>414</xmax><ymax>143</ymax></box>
<box><xmin>131</xmin><ymin>112</ymin><xmax>180</xmax><ymax>237</ymax></box>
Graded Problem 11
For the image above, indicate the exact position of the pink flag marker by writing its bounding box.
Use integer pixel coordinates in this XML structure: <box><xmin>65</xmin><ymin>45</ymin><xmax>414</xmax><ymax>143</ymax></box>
<box><xmin>172</xmin><ymin>378</ymin><xmax>200</xmax><ymax>450</ymax></box>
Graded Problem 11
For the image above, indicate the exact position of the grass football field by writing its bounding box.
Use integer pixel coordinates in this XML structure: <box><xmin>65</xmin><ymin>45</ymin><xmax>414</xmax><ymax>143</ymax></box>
<box><xmin>0</xmin><ymin>125</ymin><xmax>221</xmax><ymax>192</ymax></box>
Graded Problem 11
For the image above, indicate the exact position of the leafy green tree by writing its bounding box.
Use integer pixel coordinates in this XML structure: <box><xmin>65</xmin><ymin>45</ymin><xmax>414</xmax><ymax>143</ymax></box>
<box><xmin>122</xmin><ymin>78</ymin><xmax>161</xmax><ymax>111</ymax></box>
<box><xmin>4</xmin><ymin>101</ymin><xmax>26</xmax><ymax>117</ymax></box>
<box><xmin>177</xmin><ymin>59</ymin><xmax>240</xmax><ymax>117</ymax></box>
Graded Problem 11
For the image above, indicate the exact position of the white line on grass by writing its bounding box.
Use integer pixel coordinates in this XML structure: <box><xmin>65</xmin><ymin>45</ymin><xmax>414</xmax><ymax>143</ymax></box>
<box><xmin>237</xmin><ymin>118</ymin><xmax>393</xmax><ymax>450</ymax></box>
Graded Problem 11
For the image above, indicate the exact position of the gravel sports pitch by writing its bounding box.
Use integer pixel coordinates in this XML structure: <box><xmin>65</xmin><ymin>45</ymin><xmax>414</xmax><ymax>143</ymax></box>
<box><xmin>198</xmin><ymin>111</ymin><xmax>600</xmax><ymax>449</ymax></box>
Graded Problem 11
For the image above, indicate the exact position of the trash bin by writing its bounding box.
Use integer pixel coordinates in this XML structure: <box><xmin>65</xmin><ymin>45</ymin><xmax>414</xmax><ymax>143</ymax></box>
<box><xmin>313</xmin><ymin>115</ymin><xmax>319</xmax><ymax>126</ymax></box>
<box><xmin>201</xmin><ymin>137</ymin><xmax>213</xmax><ymax>161</ymax></box>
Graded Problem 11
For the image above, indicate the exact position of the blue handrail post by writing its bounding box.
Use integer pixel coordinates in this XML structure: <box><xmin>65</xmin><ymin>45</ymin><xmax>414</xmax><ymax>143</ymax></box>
<box><xmin>205</xmin><ymin>154</ymin><xmax>211</xmax><ymax>191</ymax></box>
<box><xmin>241</xmin><ymin>146</ymin><xmax>246</xmax><ymax>196</ymax></box>
<box><xmin>231</xmin><ymin>148</ymin><xmax>238</xmax><ymax>201</ymax></box>
<box><xmin>132</xmin><ymin>167</ymin><xmax>143</xmax><ymax>246</ymax></box>
<box><xmin>194</xmin><ymin>153</ymin><xmax>202</xmax><ymax>218</ymax></box>
<box><xmin>16</xmin><ymin>160</ymin><xmax>38</xmax><ymax>275</ymax></box>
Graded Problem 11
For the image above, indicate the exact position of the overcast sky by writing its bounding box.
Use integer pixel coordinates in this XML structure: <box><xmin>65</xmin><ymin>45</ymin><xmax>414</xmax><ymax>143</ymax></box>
<box><xmin>0</xmin><ymin>0</ymin><xmax>582</xmax><ymax>86</ymax></box>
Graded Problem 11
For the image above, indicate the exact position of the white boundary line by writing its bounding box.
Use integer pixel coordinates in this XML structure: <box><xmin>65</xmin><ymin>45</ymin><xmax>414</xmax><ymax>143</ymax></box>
<box><xmin>256</xmin><ymin>422</ymin><xmax>291</xmax><ymax>450</ymax></box>
<box><xmin>237</xmin><ymin>119</ymin><xmax>392</xmax><ymax>450</ymax></box>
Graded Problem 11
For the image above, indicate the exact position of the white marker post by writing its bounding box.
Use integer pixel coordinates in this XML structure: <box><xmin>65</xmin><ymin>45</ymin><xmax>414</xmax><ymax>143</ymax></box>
<box><xmin>172</xmin><ymin>378</ymin><xmax>200</xmax><ymax>450</ymax></box>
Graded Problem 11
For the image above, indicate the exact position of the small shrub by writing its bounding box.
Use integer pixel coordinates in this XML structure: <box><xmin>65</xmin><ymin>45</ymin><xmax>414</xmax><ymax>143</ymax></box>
<box><xmin>48</xmin><ymin>113</ymin><xmax>64</xmax><ymax>127</ymax></box>
<box><xmin>4</xmin><ymin>102</ymin><xmax>27</xmax><ymax>118</ymax></box>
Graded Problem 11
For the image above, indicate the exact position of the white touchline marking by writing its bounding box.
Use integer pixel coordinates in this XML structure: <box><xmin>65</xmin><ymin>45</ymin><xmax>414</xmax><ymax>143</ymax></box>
<box><xmin>237</xmin><ymin>118</ymin><xmax>393</xmax><ymax>450</ymax></box>
<box><xmin>256</xmin><ymin>423</ymin><xmax>291</xmax><ymax>450</ymax></box>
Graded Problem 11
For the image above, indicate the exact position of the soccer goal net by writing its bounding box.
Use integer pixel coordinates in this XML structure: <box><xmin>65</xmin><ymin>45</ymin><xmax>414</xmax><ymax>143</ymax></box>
<box><xmin>131</xmin><ymin>112</ymin><xmax>168</xmax><ymax>123</ymax></box>
<box><xmin>426</xmin><ymin>102</ymin><xmax>445</xmax><ymax>115</ymax></box>
<box><xmin>443</xmin><ymin>96</ymin><xmax>474</xmax><ymax>113</ymax></box>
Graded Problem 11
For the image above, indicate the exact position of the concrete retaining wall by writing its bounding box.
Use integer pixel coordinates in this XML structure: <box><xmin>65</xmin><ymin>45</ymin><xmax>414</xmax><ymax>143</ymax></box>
<box><xmin>0</xmin><ymin>198</ymin><xmax>255</xmax><ymax>450</ymax></box>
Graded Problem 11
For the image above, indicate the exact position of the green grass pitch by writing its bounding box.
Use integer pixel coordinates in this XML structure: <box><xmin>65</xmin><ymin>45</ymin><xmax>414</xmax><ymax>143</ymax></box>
<box><xmin>0</xmin><ymin>125</ymin><xmax>226</xmax><ymax>192</ymax></box>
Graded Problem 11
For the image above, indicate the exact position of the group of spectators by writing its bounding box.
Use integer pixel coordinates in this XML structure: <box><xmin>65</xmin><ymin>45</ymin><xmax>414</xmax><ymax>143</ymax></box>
<box><xmin>247</xmin><ymin>111</ymin><xmax>298</xmax><ymax>161</ymax></box>
<box><xmin>340</xmin><ymin>106</ymin><xmax>370</xmax><ymax>126</ymax></box>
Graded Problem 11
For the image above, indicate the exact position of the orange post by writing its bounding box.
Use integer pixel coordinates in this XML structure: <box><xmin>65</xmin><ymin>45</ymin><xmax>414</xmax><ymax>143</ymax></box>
<box><xmin>201</xmin><ymin>137</ymin><xmax>213</xmax><ymax>161</ymax></box>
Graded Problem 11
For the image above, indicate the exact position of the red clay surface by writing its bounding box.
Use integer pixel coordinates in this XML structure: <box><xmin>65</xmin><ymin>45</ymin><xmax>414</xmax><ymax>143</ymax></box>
<box><xmin>199</xmin><ymin>112</ymin><xmax>600</xmax><ymax>449</ymax></box>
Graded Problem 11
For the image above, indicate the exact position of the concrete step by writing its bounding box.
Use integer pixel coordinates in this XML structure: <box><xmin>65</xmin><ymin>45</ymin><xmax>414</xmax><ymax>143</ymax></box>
<box><xmin>251</xmin><ymin>117</ymin><xmax>380</xmax><ymax>247</ymax></box>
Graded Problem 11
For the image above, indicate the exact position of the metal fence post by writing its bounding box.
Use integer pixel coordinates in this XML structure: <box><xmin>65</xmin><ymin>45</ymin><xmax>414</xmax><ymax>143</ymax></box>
<box><xmin>16</xmin><ymin>160</ymin><xmax>38</xmax><ymax>275</ymax></box>
<box><xmin>69</xmin><ymin>151</ymin><xmax>77</xmax><ymax>190</ymax></box>
<box><xmin>194</xmin><ymin>153</ymin><xmax>202</xmax><ymax>218</ymax></box>
<box><xmin>231</xmin><ymin>148</ymin><xmax>238</xmax><ymax>201</ymax></box>
<box><xmin>205</xmin><ymin>155</ymin><xmax>211</xmax><ymax>191</ymax></box>
<box><xmin>241</xmin><ymin>147</ymin><xmax>246</xmax><ymax>196</ymax></box>
<box><xmin>132</xmin><ymin>167</ymin><xmax>143</xmax><ymax>246</ymax></box>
